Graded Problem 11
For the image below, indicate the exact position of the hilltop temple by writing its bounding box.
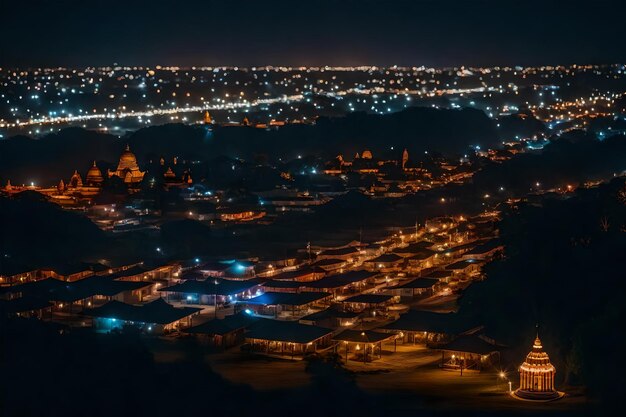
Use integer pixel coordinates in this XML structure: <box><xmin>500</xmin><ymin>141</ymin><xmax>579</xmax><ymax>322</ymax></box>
<box><xmin>513</xmin><ymin>334</ymin><xmax>563</xmax><ymax>401</ymax></box>
<box><xmin>85</xmin><ymin>161</ymin><xmax>104</xmax><ymax>186</ymax></box>
<box><xmin>108</xmin><ymin>145</ymin><xmax>145</xmax><ymax>185</ymax></box>
<box><xmin>2</xmin><ymin>162</ymin><xmax>104</xmax><ymax>205</ymax></box>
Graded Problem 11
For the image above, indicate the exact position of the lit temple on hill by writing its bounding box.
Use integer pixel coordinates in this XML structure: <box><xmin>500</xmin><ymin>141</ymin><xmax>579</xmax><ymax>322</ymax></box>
<box><xmin>513</xmin><ymin>334</ymin><xmax>563</xmax><ymax>401</ymax></box>
<box><xmin>2</xmin><ymin>162</ymin><xmax>103</xmax><ymax>205</ymax></box>
<box><xmin>85</xmin><ymin>160</ymin><xmax>104</xmax><ymax>186</ymax></box>
<box><xmin>108</xmin><ymin>144</ymin><xmax>145</xmax><ymax>185</ymax></box>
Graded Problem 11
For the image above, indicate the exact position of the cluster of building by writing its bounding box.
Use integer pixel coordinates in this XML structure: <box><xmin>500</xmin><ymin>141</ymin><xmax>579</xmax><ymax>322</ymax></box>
<box><xmin>0</xmin><ymin>212</ymin><xmax>498</xmax><ymax>349</ymax></box>
<box><xmin>322</xmin><ymin>148</ymin><xmax>480</xmax><ymax>196</ymax></box>
<box><xmin>1</xmin><ymin>201</ymin><xmax>566</xmax><ymax>400</ymax></box>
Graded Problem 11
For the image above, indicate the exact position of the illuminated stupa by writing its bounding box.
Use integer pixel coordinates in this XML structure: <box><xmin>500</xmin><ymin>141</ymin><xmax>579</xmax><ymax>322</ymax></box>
<box><xmin>108</xmin><ymin>145</ymin><xmax>145</xmax><ymax>184</ymax></box>
<box><xmin>85</xmin><ymin>161</ymin><xmax>104</xmax><ymax>186</ymax></box>
<box><xmin>68</xmin><ymin>170</ymin><xmax>83</xmax><ymax>188</ymax></box>
<box><xmin>164</xmin><ymin>167</ymin><xmax>177</xmax><ymax>181</ymax></box>
<box><xmin>513</xmin><ymin>334</ymin><xmax>563</xmax><ymax>401</ymax></box>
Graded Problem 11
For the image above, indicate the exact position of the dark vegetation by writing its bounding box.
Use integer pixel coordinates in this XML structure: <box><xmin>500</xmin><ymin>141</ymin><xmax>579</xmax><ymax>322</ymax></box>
<box><xmin>459</xmin><ymin>178</ymin><xmax>626</xmax><ymax>410</ymax></box>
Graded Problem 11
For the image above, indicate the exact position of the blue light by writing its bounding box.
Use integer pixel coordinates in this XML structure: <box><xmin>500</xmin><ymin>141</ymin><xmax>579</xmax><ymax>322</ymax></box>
<box><xmin>245</xmin><ymin>309</ymin><xmax>252</xmax><ymax>315</ymax></box>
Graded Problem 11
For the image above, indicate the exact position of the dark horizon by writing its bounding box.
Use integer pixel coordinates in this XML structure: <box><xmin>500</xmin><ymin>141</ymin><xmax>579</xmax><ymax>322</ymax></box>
<box><xmin>2</xmin><ymin>0</ymin><xmax>626</xmax><ymax>68</ymax></box>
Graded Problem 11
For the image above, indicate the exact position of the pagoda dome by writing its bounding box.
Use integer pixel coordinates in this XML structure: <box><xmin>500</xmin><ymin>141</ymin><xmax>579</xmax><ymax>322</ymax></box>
<box><xmin>86</xmin><ymin>161</ymin><xmax>104</xmax><ymax>185</ymax></box>
<box><xmin>164</xmin><ymin>167</ymin><xmax>176</xmax><ymax>180</ymax></box>
<box><xmin>521</xmin><ymin>336</ymin><xmax>556</xmax><ymax>371</ymax></box>
<box><xmin>108</xmin><ymin>144</ymin><xmax>145</xmax><ymax>185</ymax></box>
<box><xmin>119</xmin><ymin>144</ymin><xmax>138</xmax><ymax>167</ymax></box>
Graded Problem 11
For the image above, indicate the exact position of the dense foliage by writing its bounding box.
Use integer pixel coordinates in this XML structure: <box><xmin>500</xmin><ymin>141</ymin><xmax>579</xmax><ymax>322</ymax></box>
<box><xmin>459</xmin><ymin>178</ymin><xmax>626</xmax><ymax>407</ymax></box>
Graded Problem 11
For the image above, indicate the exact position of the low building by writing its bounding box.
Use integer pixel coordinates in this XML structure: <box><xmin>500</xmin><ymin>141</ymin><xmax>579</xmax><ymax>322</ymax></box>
<box><xmin>39</xmin><ymin>263</ymin><xmax>96</xmax><ymax>282</ymax></box>
<box><xmin>159</xmin><ymin>278</ymin><xmax>261</xmax><ymax>307</ymax></box>
<box><xmin>83</xmin><ymin>298</ymin><xmax>202</xmax><ymax>334</ymax></box>
<box><xmin>0</xmin><ymin>296</ymin><xmax>53</xmax><ymax>318</ymax></box>
<box><xmin>386</xmin><ymin>278</ymin><xmax>439</xmax><ymax>298</ymax></box>
<box><xmin>310</xmin><ymin>258</ymin><xmax>348</xmax><ymax>272</ymax></box>
<box><xmin>218</xmin><ymin>207</ymin><xmax>266</xmax><ymax>222</ymax></box>
<box><xmin>300</xmin><ymin>306</ymin><xmax>360</xmax><ymax>328</ymax></box>
<box><xmin>438</xmin><ymin>334</ymin><xmax>502</xmax><ymax>373</ymax></box>
<box><xmin>184</xmin><ymin>312</ymin><xmax>258</xmax><ymax>348</ymax></box>
<box><xmin>0</xmin><ymin>263</ymin><xmax>39</xmax><ymax>286</ymax></box>
<box><xmin>243</xmin><ymin>291</ymin><xmax>332</xmax><ymax>317</ymax></box>
<box><xmin>378</xmin><ymin>310</ymin><xmax>472</xmax><ymax>344</ymax></box>
<box><xmin>333</xmin><ymin>329</ymin><xmax>398</xmax><ymax>363</ymax></box>
<box><xmin>341</xmin><ymin>294</ymin><xmax>396</xmax><ymax>313</ymax></box>
<box><xmin>244</xmin><ymin>319</ymin><xmax>334</xmax><ymax>357</ymax></box>
<box><xmin>406</xmin><ymin>249</ymin><xmax>438</xmax><ymax>271</ymax></box>
<box><xmin>261</xmin><ymin>267</ymin><xmax>322</xmax><ymax>282</ymax></box>
<box><xmin>302</xmin><ymin>270</ymin><xmax>376</xmax><ymax>297</ymax></box>
<box><xmin>461</xmin><ymin>239</ymin><xmax>504</xmax><ymax>260</ymax></box>
<box><xmin>363</xmin><ymin>253</ymin><xmax>405</xmax><ymax>272</ymax></box>
<box><xmin>445</xmin><ymin>259</ymin><xmax>483</xmax><ymax>279</ymax></box>
<box><xmin>316</xmin><ymin>246</ymin><xmax>362</xmax><ymax>262</ymax></box>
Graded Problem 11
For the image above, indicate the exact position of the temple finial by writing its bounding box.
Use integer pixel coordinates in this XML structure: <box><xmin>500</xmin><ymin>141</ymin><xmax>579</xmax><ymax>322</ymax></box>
<box><xmin>533</xmin><ymin>324</ymin><xmax>542</xmax><ymax>348</ymax></box>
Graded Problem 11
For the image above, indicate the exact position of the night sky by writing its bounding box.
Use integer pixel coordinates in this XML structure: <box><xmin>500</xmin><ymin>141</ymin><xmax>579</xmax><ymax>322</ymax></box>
<box><xmin>2</xmin><ymin>0</ymin><xmax>625</xmax><ymax>67</ymax></box>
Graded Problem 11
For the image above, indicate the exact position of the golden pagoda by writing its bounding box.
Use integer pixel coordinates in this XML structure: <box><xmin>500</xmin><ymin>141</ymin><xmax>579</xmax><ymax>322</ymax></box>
<box><xmin>68</xmin><ymin>170</ymin><xmax>83</xmax><ymax>188</ymax></box>
<box><xmin>203</xmin><ymin>111</ymin><xmax>213</xmax><ymax>124</ymax></box>
<box><xmin>513</xmin><ymin>334</ymin><xmax>563</xmax><ymax>401</ymax></box>
<box><xmin>108</xmin><ymin>145</ymin><xmax>145</xmax><ymax>185</ymax></box>
<box><xmin>85</xmin><ymin>161</ymin><xmax>104</xmax><ymax>186</ymax></box>
<box><xmin>163</xmin><ymin>167</ymin><xmax>177</xmax><ymax>181</ymax></box>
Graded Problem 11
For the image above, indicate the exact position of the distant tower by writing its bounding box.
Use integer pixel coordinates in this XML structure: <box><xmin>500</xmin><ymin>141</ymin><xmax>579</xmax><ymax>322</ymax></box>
<box><xmin>203</xmin><ymin>111</ymin><xmax>213</xmax><ymax>124</ymax></box>
<box><xmin>402</xmin><ymin>148</ymin><xmax>409</xmax><ymax>170</ymax></box>
<box><xmin>513</xmin><ymin>332</ymin><xmax>562</xmax><ymax>401</ymax></box>
<box><xmin>242</xmin><ymin>116</ymin><xmax>250</xmax><ymax>126</ymax></box>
